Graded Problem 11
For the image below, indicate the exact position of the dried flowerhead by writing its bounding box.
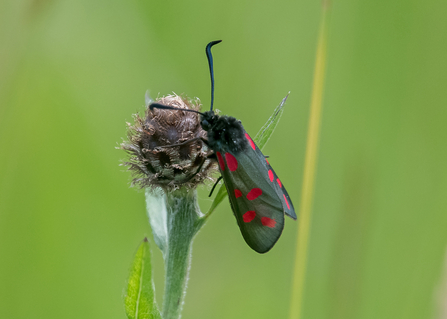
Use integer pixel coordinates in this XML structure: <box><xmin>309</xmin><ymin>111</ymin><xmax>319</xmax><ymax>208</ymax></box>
<box><xmin>121</xmin><ymin>94</ymin><xmax>216</xmax><ymax>190</ymax></box>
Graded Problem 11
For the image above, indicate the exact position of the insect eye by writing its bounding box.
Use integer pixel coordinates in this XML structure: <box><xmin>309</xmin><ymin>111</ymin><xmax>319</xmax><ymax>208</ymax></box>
<box><xmin>202</xmin><ymin>119</ymin><xmax>210</xmax><ymax>130</ymax></box>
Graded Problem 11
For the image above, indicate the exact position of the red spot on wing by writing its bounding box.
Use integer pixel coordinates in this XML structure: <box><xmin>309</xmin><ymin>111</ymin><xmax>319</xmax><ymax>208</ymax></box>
<box><xmin>268</xmin><ymin>170</ymin><xmax>274</xmax><ymax>182</ymax></box>
<box><xmin>234</xmin><ymin>189</ymin><xmax>242</xmax><ymax>198</ymax></box>
<box><xmin>266</xmin><ymin>159</ymin><xmax>270</xmax><ymax>165</ymax></box>
<box><xmin>277</xmin><ymin>178</ymin><xmax>282</xmax><ymax>188</ymax></box>
<box><xmin>283</xmin><ymin>194</ymin><xmax>290</xmax><ymax>210</ymax></box>
<box><xmin>243</xmin><ymin>211</ymin><xmax>256</xmax><ymax>223</ymax></box>
<box><xmin>246</xmin><ymin>188</ymin><xmax>262</xmax><ymax>200</ymax></box>
<box><xmin>245</xmin><ymin>133</ymin><xmax>256</xmax><ymax>150</ymax></box>
<box><xmin>261</xmin><ymin>217</ymin><xmax>276</xmax><ymax>228</ymax></box>
<box><xmin>216</xmin><ymin>152</ymin><xmax>225</xmax><ymax>171</ymax></box>
<box><xmin>225</xmin><ymin>153</ymin><xmax>238</xmax><ymax>171</ymax></box>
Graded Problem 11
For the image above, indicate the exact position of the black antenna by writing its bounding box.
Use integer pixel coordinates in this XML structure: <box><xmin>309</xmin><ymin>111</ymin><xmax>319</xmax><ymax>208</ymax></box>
<box><xmin>149</xmin><ymin>103</ymin><xmax>205</xmax><ymax>116</ymax></box>
<box><xmin>206</xmin><ymin>40</ymin><xmax>222</xmax><ymax>111</ymax></box>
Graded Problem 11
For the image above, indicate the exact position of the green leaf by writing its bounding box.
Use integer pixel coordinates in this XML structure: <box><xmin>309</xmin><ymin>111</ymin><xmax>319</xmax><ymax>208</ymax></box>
<box><xmin>253</xmin><ymin>93</ymin><xmax>288</xmax><ymax>149</ymax></box>
<box><xmin>124</xmin><ymin>238</ymin><xmax>161</xmax><ymax>319</ymax></box>
<box><xmin>145</xmin><ymin>188</ymin><xmax>168</xmax><ymax>256</ymax></box>
<box><xmin>205</xmin><ymin>180</ymin><xmax>229</xmax><ymax>219</ymax></box>
<box><xmin>204</xmin><ymin>94</ymin><xmax>289</xmax><ymax>218</ymax></box>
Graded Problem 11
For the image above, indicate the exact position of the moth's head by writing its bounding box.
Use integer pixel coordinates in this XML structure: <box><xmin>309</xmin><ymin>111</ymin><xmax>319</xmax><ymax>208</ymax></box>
<box><xmin>200</xmin><ymin>110</ymin><xmax>217</xmax><ymax>131</ymax></box>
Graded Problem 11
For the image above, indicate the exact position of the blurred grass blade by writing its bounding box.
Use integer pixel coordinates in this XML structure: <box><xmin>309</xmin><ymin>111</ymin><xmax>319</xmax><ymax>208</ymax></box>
<box><xmin>204</xmin><ymin>94</ymin><xmax>289</xmax><ymax>218</ymax></box>
<box><xmin>289</xmin><ymin>1</ymin><xmax>330</xmax><ymax>319</ymax></box>
<box><xmin>124</xmin><ymin>238</ymin><xmax>161</xmax><ymax>319</ymax></box>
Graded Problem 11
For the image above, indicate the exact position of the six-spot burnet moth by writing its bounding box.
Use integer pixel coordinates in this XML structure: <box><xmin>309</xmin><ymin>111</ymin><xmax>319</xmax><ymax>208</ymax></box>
<box><xmin>150</xmin><ymin>40</ymin><xmax>296</xmax><ymax>253</ymax></box>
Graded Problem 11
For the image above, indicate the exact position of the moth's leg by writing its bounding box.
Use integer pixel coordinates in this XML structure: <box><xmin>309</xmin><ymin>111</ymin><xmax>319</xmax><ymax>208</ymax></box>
<box><xmin>204</xmin><ymin>152</ymin><xmax>221</xmax><ymax>196</ymax></box>
<box><xmin>155</xmin><ymin>137</ymin><xmax>209</xmax><ymax>149</ymax></box>
<box><xmin>200</xmin><ymin>137</ymin><xmax>210</xmax><ymax>146</ymax></box>
<box><xmin>183</xmin><ymin>149</ymin><xmax>221</xmax><ymax>197</ymax></box>
<box><xmin>181</xmin><ymin>150</ymin><xmax>214</xmax><ymax>183</ymax></box>
<box><xmin>208</xmin><ymin>176</ymin><xmax>223</xmax><ymax>197</ymax></box>
<box><xmin>264</xmin><ymin>155</ymin><xmax>269</xmax><ymax>158</ymax></box>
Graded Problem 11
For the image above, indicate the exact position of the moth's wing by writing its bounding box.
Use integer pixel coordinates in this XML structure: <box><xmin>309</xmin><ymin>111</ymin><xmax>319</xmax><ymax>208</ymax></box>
<box><xmin>266</xmin><ymin>162</ymin><xmax>297</xmax><ymax>219</ymax></box>
<box><xmin>215</xmin><ymin>150</ymin><xmax>285</xmax><ymax>253</ymax></box>
<box><xmin>245</xmin><ymin>133</ymin><xmax>297</xmax><ymax>220</ymax></box>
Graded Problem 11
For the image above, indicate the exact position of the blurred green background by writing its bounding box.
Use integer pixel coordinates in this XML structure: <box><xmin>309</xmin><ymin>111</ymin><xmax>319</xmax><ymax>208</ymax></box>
<box><xmin>1</xmin><ymin>0</ymin><xmax>447</xmax><ymax>318</ymax></box>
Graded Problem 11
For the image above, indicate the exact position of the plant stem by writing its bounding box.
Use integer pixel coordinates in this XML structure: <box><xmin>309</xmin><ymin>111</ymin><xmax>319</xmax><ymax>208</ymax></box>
<box><xmin>162</xmin><ymin>188</ymin><xmax>202</xmax><ymax>319</ymax></box>
<box><xmin>289</xmin><ymin>1</ymin><xmax>330</xmax><ymax>318</ymax></box>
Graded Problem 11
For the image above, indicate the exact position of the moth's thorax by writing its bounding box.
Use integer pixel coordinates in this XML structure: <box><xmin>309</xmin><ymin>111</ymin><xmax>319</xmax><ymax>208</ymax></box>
<box><xmin>202</xmin><ymin>113</ymin><xmax>249</xmax><ymax>154</ymax></box>
<box><xmin>200</xmin><ymin>111</ymin><xmax>218</xmax><ymax>131</ymax></box>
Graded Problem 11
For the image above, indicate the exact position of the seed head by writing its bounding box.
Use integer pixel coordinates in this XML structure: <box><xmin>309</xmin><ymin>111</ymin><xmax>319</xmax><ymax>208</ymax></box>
<box><xmin>121</xmin><ymin>94</ymin><xmax>216</xmax><ymax>191</ymax></box>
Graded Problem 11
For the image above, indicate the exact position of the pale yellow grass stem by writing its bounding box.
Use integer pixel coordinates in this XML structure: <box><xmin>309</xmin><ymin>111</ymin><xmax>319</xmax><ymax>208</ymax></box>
<box><xmin>289</xmin><ymin>2</ymin><xmax>330</xmax><ymax>318</ymax></box>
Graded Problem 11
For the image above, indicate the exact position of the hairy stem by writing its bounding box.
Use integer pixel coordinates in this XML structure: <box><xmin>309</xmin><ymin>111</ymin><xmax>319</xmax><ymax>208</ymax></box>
<box><xmin>161</xmin><ymin>189</ymin><xmax>202</xmax><ymax>319</ymax></box>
